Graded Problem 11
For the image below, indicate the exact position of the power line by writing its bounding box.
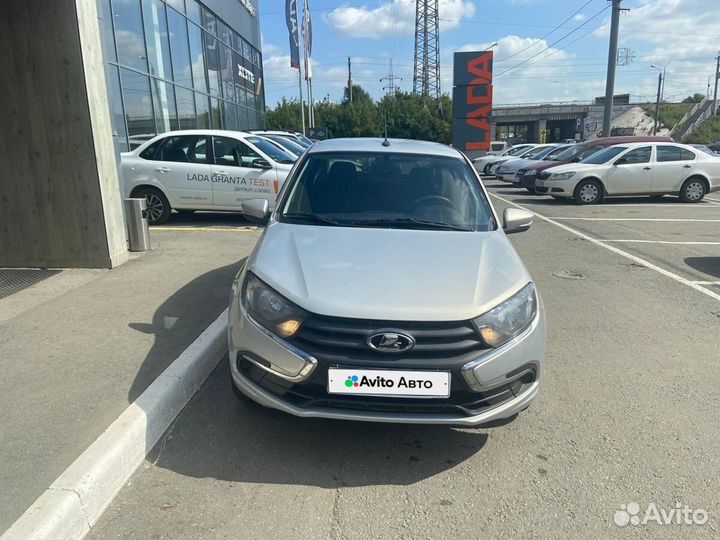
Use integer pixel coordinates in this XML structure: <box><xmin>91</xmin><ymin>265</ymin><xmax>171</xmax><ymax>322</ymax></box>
<box><xmin>493</xmin><ymin>4</ymin><xmax>612</xmax><ymax>80</ymax></box>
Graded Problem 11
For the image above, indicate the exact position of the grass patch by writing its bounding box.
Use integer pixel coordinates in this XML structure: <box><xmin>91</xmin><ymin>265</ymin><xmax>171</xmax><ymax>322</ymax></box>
<box><xmin>639</xmin><ymin>102</ymin><xmax>694</xmax><ymax>130</ymax></box>
<box><xmin>685</xmin><ymin>115</ymin><xmax>720</xmax><ymax>144</ymax></box>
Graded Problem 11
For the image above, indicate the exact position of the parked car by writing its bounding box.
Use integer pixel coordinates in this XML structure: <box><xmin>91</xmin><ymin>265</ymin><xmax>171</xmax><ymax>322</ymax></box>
<box><xmin>689</xmin><ymin>144</ymin><xmax>718</xmax><ymax>156</ymax></box>
<box><xmin>228</xmin><ymin>137</ymin><xmax>546</xmax><ymax>426</ymax></box>
<box><xmin>495</xmin><ymin>144</ymin><xmax>563</xmax><ymax>182</ymax></box>
<box><xmin>121</xmin><ymin>130</ymin><xmax>297</xmax><ymax>224</ymax></box>
<box><xmin>513</xmin><ymin>136</ymin><xmax>674</xmax><ymax>193</ymax></box>
<box><xmin>488</xmin><ymin>144</ymin><xmax>557</xmax><ymax>177</ymax></box>
<box><xmin>258</xmin><ymin>133</ymin><xmax>307</xmax><ymax>157</ymax></box>
<box><xmin>473</xmin><ymin>144</ymin><xmax>536</xmax><ymax>174</ymax></box>
<box><xmin>251</xmin><ymin>130</ymin><xmax>313</xmax><ymax>149</ymax></box>
<box><xmin>535</xmin><ymin>142</ymin><xmax>720</xmax><ymax>204</ymax></box>
<box><xmin>707</xmin><ymin>140</ymin><xmax>720</xmax><ymax>153</ymax></box>
<box><xmin>488</xmin><ymin>141</ymin><xmax>512</xmax><ymax>155</ymax></box>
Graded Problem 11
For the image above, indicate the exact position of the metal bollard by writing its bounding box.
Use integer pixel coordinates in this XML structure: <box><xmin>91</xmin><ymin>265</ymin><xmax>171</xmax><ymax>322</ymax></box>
<box><xmin>124</xmin><ymin>198</ymin><xmax>151</xmax><ymax>252</ymax></box>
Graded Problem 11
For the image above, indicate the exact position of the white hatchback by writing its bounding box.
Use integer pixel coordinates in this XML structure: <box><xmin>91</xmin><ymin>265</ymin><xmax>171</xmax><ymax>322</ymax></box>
<box><xmin>121</xmin><ymin>130</ymin><xmax>297</xmax><ymax>224</ymax></box>
<box><xmin>536</xmin><ymin>142</ymin><xmax>720</xmax><ymax>204</ymax></box>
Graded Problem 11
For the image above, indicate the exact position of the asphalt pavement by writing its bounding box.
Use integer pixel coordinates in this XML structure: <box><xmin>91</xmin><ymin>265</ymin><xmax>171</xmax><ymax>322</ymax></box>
<box><xmin>84</xmin><ymin>190</ymin><xmax>720</xmax><ymax>539</ymax></box>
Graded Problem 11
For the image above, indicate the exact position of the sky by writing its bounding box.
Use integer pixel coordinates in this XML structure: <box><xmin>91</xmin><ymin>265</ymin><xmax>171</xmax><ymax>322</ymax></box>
<box><xmin>258</xmin><ymin>0</ymin><xmax>720</xmax><ymax>108</ymax></box>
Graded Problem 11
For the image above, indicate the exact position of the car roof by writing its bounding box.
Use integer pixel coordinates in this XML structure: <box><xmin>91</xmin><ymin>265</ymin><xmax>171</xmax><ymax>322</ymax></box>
<box><xmin>147</xmin><ymin>129</ymin><xmax>256</xmax><ymax>139</ymax></box>
<box><xmin>306</xmin><ymin>138</ymin><xmax>463</xmax><ymax>158</ymax></box>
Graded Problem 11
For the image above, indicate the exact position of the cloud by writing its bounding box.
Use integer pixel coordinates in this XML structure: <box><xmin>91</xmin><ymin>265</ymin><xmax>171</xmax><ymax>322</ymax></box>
<box><xmin>573</xmin><ymin>13</ymin><xmax>586</xmax><ymax>22</ymax></box>
<box><xmin>593</xmin><ymin>0</ymin><xmax>720</xmax><ymax>100</ymax></box>
<box><xmin>323</xmin><ymin>0</ymin><xmax>475</xmax><ymax>39</ymax></box>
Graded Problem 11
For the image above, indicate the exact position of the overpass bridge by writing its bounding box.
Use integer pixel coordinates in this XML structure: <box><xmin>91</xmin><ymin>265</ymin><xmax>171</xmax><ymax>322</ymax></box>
<box><xmin>488</xmin><ymin>97</ymin><xmax>636</xmax><ymax>145</ymax></box>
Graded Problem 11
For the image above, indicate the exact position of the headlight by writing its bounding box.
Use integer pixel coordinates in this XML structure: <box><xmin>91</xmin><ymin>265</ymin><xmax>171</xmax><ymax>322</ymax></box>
<box><xmin>523</xmin><ymin>169</ymin><xmax>536</xmax><ymax>176</ymax></box>
<box><xmin>473</xmin><ymin>283</ymin><xmax>537</xmax><ymax>348</ymax></box>
<box><xmin>550</xmin><ymin>171</ymin><xmax>576</xmax><ymax>180</ymax></box>
<box><xmin>242</xmin><ymin>272</ymin><xmax>306</xmax><ymax>338</ymax></box>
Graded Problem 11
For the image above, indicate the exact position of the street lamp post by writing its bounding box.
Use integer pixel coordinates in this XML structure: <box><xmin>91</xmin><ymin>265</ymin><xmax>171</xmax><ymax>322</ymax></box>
<box><xmin>651</xmin><ymin>64</ymin><xmax>663</xmax><ymax>136</ymax></box>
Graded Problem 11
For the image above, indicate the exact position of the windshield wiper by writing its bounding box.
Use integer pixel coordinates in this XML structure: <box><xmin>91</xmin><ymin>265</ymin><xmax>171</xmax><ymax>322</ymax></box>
<box><xmin>346</xmin><ymin>218</ymin><xmax>474</xmax><ymax>231</ymax></box>
<box><xmin>281</xmin><ymin>212</ymin><xmax>347</xmax><ymax>226</ymax></box>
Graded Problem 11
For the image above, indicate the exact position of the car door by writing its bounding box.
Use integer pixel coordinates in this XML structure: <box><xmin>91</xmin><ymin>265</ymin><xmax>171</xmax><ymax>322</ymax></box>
<box><xmin>153</xmin><ymin>135</ymin><xmax>214</xmax><ymax>208</ymax></box>
<box><xmin>210</xmin><ymin>136</ymin><xmax>279</xmax><ymax>208</ymax></box>
<box><xmin>604</xmin><ymin>146</ymin><xmax>653</xmax><ymax>194</ymax></box>
<box><xmin>652</xmin><ymin>145</ymin><xmax>697</xmax><ymax>192</ymax></box>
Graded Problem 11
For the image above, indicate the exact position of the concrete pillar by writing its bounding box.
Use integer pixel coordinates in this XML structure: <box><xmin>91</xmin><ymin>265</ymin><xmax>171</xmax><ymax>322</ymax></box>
<box><xmin>536</xmin><ymin>120</ymin><xmax>547</xmax><ymax>143</ymax></box>
<box><xmin>0</xmin><ymin>0</ymin><xmax>128</xmax><ymax>268</ymax></box>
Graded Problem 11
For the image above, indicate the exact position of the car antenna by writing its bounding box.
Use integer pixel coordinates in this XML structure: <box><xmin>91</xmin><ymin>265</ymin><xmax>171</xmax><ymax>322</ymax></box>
<box><xmin>382</xmin><ymin>105</ymin><xmax>390</xmax><ymax>147</ymax></box>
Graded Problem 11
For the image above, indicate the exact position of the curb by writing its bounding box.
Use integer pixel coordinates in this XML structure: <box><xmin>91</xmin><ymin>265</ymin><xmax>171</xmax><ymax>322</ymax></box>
<box><xmin>1</xmin><ymin>309</ymin><xmax>229</xmax><ymax>540</ymax></box>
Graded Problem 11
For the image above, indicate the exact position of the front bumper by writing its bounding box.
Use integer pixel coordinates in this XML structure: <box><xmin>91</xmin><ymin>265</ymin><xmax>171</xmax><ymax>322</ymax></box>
<box><xmin>513</xmin><ymin>173</ymin><xmax>538</xmax><ymax>189</ymax></box>
<box><xmin>228</xmin><ymin>294</ymin><xmax>546</xmax><ymax>426</ymax></box>
<box><xmin>535</xmin><ymin>179</ymin><xmax>573</xmax><ymax>196</ymax></box>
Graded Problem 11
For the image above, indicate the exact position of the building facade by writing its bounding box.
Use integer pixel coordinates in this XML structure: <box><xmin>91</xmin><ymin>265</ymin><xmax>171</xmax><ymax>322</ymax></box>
<box><xmin>98</xmin><ymin>0</ymin><xmax>265</xmax><ymax>151</ymax></box>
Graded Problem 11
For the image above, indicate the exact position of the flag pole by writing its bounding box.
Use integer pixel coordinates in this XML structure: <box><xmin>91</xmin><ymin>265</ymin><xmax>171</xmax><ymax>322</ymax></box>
<box><xmin>299</xmin><ymin>63</ymin><xmax>306</xmax><ymax>135</ymax></box>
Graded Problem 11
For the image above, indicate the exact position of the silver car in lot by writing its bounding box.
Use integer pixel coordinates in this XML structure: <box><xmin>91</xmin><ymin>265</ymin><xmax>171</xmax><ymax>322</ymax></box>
<box><xmin>494</xmin><ymin>144</ymin><xmax>566</xmax><ymax>182</ymax></box>
<box><xmin>228</xmin><ymin>138</ymin><xmax>546</xmax><ymax>426</ymax></box>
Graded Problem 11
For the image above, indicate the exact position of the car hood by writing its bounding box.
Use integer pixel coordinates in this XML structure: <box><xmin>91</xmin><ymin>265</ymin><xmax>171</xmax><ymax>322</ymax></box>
<box><xmin>499</xmin><ymin>158</ymin><xmax>543</xmax><ymax>172</ymax></box>
<box><xmin>542</xmin><ymin>162</ymin><xmax>604</xmax><ymax>175</ymax></box>
<box><xmin>520</xmin><ymin>158</ymin><xmax>573</xmax><ymax>172</ymax></box>
<box><xmin>249</xmin><ymin>222</ymin><xmax>532</xmax><ymax>321</ymax></box>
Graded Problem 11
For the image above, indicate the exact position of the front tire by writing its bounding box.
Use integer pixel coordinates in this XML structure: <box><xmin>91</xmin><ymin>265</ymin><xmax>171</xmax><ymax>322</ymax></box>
<box><xmin>573</xmin><ymin>179</ymin><xmax>603</xmax><ymax>205</ymax></box>
<box><xmin>679</xmin><ymin>177</ymin><xmax>707</xmax><ymax>203</ymax></box>
<box><xmin>134</xmin><ymin>187</ymin><xmax>171</xmax><ymax>225</ymax></box>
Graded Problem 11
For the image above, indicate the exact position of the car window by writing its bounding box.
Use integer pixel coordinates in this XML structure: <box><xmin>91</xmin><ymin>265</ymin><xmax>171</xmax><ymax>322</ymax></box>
<box><xmin>158</xmin><ymin>135</ymin><xmax>209</xmax><ymax>164</ymax></box>
<box><xmin>578</xmin><ymin>145</ymin><xmax>605</xmax><ymax>160</ymax></box>
<box><xmin>491</xmin><ymin>143</ymin><xmax>505</xmax><ymax>151</ymax></box>
<box><xmin>581</xmin><ymin>146</ymin><xmax>627</xmax><ymax>164</ymax></box>
<box><xmin>280</xmin><ymin>152</ymin><xmax>496</xmax><ymax>231</ymax></box>
<box><xmin>246</xmin><ymin>136</ymin><xmax>296</xmax><ymax>164</ymax></box>
<box><xmin>213</xmin><ymin>137</ymin><xmax>260</xmax><ymax>167</ymax></box>
<box><xmin>139</xmin><ymin>138</ymin><xmax>163</xmax><ymax>160</ymax></box>
<box><xmin>552</xmin><ymin>144</ymin><xmax>587</xmax><ymax>161</ymax></box>
<box><xmin>621</xmin><ymin>146</ymin><xmax>651</xmax><ymax>164</ymax></box>
<box><xmin>680</xmin><ymin>148</ymin><xmax>696</xmax><ymax>160</ymax></box>
<box><xmin>656</xmin><ymin>146</ymin><xmax>684</xmax><ymax>162</ymax></box>
<box><xmin>529</xmin><ymin>146</ymin><xmax>557</xmax><ymax>160</ymax></box>
<box><xmin>504</xmin><ymin>146</ymin><xmax>528</xmax><ymax>156</ymax></box>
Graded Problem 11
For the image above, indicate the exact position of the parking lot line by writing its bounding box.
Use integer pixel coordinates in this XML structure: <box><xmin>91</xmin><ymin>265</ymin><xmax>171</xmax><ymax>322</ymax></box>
<box><xmin>691</xmin><ymin>280</ymin><xmax>720</xmax><ymax>285</ymax></box>
<box><xmin>600</xmin><ymin>239</ymin><xmax>720</xmax><ymax>246</ymax></box>
<box><xmin>489</xmin><ymin>192</ymin><xmax>720</xmax><ymax>303</ymax></box>
<box><xmin>546</xmin><ymin>217</ymin><xmax>720</xmax><ymax>222</ymax></box>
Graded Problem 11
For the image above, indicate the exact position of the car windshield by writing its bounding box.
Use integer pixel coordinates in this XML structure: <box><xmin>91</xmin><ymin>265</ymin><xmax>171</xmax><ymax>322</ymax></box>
<box><xmin>543</xmin><ymin>145</ymin><xmax>570</xmax><ymax>159</ymax></box>
<box><xmin>246</xmin><ymin>136</ymin><xmax>296</xmax><ymax>164</ymax></box>
<box><xmin>294</xmin><ymin>133</ymin><xmax>314</xmax><ymax>147</ymax></box>
<box><xmin>504</xmin><ymin>145</ymin><xmax>529</xmax><ymax>156</ymax></box>
<box><xmin>279</xmin><ymin>152</ymin><xmax>496</xmax><ymax>231</ymax></box>
<box><xmin>526</xmin><ymin>146</ymin><xmax>557</xmax><ymax>160</ymax></box>
<box><xmin>549</xmin><ymin>143</ymin><xmax>587</xmax><ymax>161</ymax></box>
<box><xmin>692</xmin><ymin>145</ymin><xmax>714</xmax><ymax>155</ymax></box>
<box><xmin>517</xmin><ymin>146</ymin><xmax>541</xmax><ymax>158</ymax></box>
<box><xmin>581</xmin><ymin>145</ymin><xmax>628</xmax><ymax>164</ymax></box>
<box><xmin>267</xmin><ymin>135</ymin><xmax>305</xmax><ymax>156</ymax></box>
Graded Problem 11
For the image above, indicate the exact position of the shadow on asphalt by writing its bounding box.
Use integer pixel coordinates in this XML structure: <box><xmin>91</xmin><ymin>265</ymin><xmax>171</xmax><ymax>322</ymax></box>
<box><xmin>148</xmin><ymin>362</ymin><xmax>489</xmax><ymax>487</ymax></box>
<box><xmin>684</xmin><ymin>257</ymin><xmax>720</xmax><ymax>279</ymax></box>
<box><xmin>127</xmin><ymin>258</ymin><xmax>247</xmax><ymax>402</ymax></box>
<box><xmin>503</xmin><ymin>196</ymin><xmax>697</xmax><ymax>207</ymax></box>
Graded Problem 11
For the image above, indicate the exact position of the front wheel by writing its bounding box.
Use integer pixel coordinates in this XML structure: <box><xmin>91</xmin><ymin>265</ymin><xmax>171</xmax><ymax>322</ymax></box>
<box><xmin>525</xmin><ymin>187</ymin><xmax>537</xmax><ymax>194</ymax></box>
<box><xmin>679</xmin><ymin>177</ymin><xmax>707</xmax><ymax>203</ymax></box>
<box><xmin>573</xmin><ymin>179</ymin><xmax>603</xmax><ymax>205</ymax></box>
<box><xmin>134</xmin><ymin>187</ymin><xmax>171</xmax><ymax>224</ymax></box>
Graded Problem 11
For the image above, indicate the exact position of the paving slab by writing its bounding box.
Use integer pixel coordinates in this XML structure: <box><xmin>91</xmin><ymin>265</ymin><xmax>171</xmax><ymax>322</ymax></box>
<box><xmin>0</xmin><ymin>226</ymin><xmax>261</xmax><ymax>532</ymax></box>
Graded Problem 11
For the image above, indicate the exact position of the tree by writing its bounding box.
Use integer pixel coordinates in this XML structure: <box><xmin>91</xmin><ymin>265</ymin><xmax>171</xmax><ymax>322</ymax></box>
<box><xmin>265</xmin><ymin>84</ymin><xmax>452</xmax><ymax>143</ymax></box>
<box><xmin>682</xmin><ymin>93</ymin><xmax>705</xmax><ymax>103</ymax></box>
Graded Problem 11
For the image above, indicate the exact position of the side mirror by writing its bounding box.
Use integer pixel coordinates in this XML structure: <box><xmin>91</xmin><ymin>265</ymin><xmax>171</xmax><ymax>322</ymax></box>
<box><xmin>572</xmin><ymin>156</ymin><xmax>583</xmax><ymax>162</ymax></box>
<box><xmin>251</xmin><ymin>158</ymin><xmax>272</xmax><ymax>170</ymax></box>
<box><xmin>503</xmin><ymin>208</ymin><xmax>533</xmax><ymax>234</ymax></box>
<box><xmin>241</xmin><ymin>198</ymin><xmax>269</xmax><ymax>220</ymax></box>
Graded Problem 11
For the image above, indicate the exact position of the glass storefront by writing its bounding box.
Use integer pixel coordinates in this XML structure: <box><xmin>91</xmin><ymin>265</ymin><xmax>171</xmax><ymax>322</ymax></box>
<box><xmin>100</xmin><ymin>0</ymin><xmax>265</xmax><ymax>151</ymax></box>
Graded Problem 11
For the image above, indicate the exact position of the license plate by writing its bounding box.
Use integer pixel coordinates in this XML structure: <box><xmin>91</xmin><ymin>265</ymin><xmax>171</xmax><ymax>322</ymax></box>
<box><xmin>328</xmin><ymin>368</ymin><xmax>450</xmax><ymax>398</ymax></box>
